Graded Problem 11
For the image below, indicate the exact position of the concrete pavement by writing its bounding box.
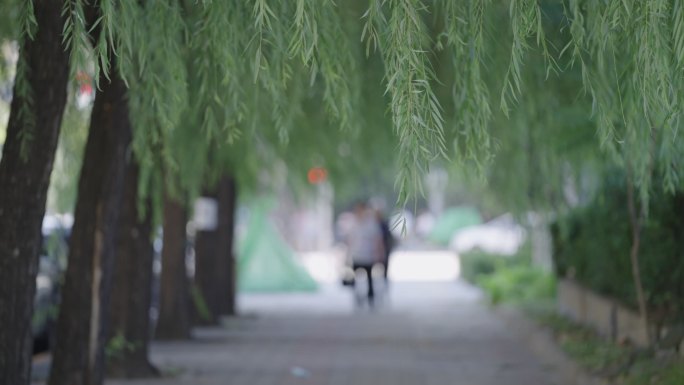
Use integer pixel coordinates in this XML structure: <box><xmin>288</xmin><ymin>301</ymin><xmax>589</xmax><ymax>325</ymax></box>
<box><xmin>105</xmin><ymin>280</ymin><xmax>582</xmax><ymax>385</ymax></box>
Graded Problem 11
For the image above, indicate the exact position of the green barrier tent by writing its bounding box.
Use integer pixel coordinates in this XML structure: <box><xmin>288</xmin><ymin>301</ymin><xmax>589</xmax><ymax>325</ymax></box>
<box><xmin>428</xmin><ymin>207</ymin><xmax>482</xmax><ymax>245</ymax></box>
<box><xmin>237</xmin><ymin>199</ymin><xmax>318</xmax><ymax>293</ymax></box>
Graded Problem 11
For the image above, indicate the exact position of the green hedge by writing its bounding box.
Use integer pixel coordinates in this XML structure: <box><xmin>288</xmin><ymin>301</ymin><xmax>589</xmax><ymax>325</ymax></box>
<box><xmin>551</xmin><ymin>173</ymin><xmax>684</xmax><ymax>323</ymax></box>
<box><xmin>460</xmin><ymin>244</ymin><xmax>556</xmax><ymax>305</ymax></box>
<box><xmin>460</xmin><ymin>249</ymin><xmax>511</xmax><ymax>283</ymax></box>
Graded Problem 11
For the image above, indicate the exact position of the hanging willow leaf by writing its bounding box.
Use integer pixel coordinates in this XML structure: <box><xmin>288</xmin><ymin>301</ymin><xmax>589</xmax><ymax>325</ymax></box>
<box><xmin>8</xmin><ymin>0</ymin><xmax>684</xmax><ymax>207</ymax></box>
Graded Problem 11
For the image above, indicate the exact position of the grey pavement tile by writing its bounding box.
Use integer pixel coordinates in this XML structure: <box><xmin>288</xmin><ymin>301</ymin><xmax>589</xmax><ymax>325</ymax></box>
<box><xmin>103</xmin><ymin>282</ymin><xmax>576</xmax><ymax>385</ymax></box>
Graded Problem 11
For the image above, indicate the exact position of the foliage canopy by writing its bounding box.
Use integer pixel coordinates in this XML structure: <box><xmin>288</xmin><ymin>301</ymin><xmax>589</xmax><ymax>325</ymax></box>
<box><xmin>1</xmin><ymin>0</ymin><xmax>683</xmax><ymax>206</ymax></box>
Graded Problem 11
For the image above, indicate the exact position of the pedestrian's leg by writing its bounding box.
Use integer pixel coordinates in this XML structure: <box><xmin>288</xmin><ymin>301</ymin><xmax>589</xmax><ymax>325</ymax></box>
<box><xmin>383</xmin><ymin>255</ymin><xmax>390</xmax><ymax>285</ymax></box>
<box><xmin>366</xmin><ymin>265</ymin><xmax>374</xmax><ymax>304</ymax></box>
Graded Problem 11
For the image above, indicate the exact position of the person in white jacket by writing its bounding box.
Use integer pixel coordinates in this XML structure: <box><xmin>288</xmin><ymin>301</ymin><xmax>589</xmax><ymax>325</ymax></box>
<box><xmin>346</xmin><ymin>201</ymin><xmax>384</xmax><ymax>305</ymax></box>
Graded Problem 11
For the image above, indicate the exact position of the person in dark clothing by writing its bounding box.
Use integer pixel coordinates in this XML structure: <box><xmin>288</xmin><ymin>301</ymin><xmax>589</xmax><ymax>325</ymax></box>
<box><xmin>375</xmin><ymin>209</ymin><xmax>394</xmax><ymax>285</ymax></box>
<box><xmin>346</xmin><ymin>202</ymin><xmax>384</xmax><ymax>306</ymax></box>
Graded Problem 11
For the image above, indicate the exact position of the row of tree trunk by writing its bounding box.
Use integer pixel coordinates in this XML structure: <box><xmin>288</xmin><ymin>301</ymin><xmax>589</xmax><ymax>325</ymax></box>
<box><xmin>47</xmin><ymin>62</ymin><xmax>239</xmax><ymax>384</ymax></box>
<box><xmin>0</xmin><ymin>3</ymin><xmax>239</xmax><ymax>385</ymax></box>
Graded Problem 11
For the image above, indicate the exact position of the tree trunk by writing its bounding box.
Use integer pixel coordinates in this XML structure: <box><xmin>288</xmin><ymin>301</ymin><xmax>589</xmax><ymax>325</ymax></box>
<box><xmin>626</xmin><ymin>169</ymin><xmax>651</xmax><ymax>345</ymax></box>
<box><xmin>0</xmin><ymin>2</ymin><xmax>70</xmax><ymax>384</ymax></box>
<box><xmin>217</xmin><ymin>176</ymin><xmax>238</xmax><ymax>317</ymax></box>
<box><xmin>155</xmin><ymin>196</ymin><xmax>192</xmax><ymax>340</ymax></box>
<box><xmin>48</xmin><ymin>65</ymin><xmax>131</xmax><ymax>385</ymax></box>
<box><xmin>107</xmin><ymin>158</ymin><xmax>159</xmax><ymax>378</ymax></box>
<box><xmin>193</xmin><ymin>175</ymin><xmax>237</xmax><ymax>325</ymax></box>
<box><xmin>193</xmin><ymin>218</ymin><xmax>219</xmax><ymax>325</ymax></box>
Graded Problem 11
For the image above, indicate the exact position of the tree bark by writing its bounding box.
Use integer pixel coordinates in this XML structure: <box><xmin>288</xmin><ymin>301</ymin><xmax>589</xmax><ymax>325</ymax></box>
<box><xmin>0</xmin><ymin>2</ymin><xmax>70</xmax><ymax>384</ymax></box>
<box><xmin>194</xmin><ymin>175</ymin><xmax>237</xmax><ymax>325</ymax></box>
<box><xmin>48</xmin><ymin>65</ymin><xmax>131</xmax><ymax>385</ymax></box>
<box><xmin>106</xmin><ymin>158</ymin><xmax>159</xmax><ymax>378</ymax></box>
<box><xmin>217</xmin><ymin>175</ymin><xmax>238</xmax><ymax>317</ymax></box>
<box><xmin>155</xmin><ymin>196</ymin><xmax>192</xmax><ymax>340</ymax></box>
<box><xmin>626</xmin><ymin>167</ymin><xmax>651</xmax><ymax>345</ymax></box>
<box><xmin>193</xmin><ymin>217</ymin><xmax>219</xmax><ymax>325</ymax></box>
<box><xmin>624</xmin><ymin>122</ymin><xmax>658</xmax><ymax>346</ymax></box>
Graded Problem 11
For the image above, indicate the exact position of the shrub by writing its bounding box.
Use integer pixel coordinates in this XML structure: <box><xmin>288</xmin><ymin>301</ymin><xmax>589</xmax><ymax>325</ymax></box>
<box><xmin>538</xmin><ymin>311</ymin><xmax>684</xmax><ymax>385</ymax></box>
<box><xmin>459</xmin><ymin>249</ymin><xmax>505</xmax><ymax>283</ymax></box>
<box><xmin>551</xmin><ymin>171</ymin><xmax>684</xmax><ymax>323</ymax></box>
<box><xmin>478</xmin><ymin>265</ymin><xmax>556</xmax><ymax>304</ymax></box>
<box><xmin>460</xmin><ymin>243</ymin><xmax>556</xmax><ymax>304</ymax></box>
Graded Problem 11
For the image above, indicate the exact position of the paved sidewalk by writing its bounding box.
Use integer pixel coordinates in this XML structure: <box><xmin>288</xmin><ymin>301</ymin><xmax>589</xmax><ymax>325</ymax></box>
<box><xmin>107</xmin><ymin>281</ymin><xmax>577</xmax><ymax>385</ymax></box>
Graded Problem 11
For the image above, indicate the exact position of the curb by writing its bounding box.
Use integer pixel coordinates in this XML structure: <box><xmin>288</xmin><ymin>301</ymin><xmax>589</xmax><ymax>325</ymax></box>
<box><xmin>494</xmin><ymin>305</ymin><xmax>607</xmax><ymax>385</ymax></box>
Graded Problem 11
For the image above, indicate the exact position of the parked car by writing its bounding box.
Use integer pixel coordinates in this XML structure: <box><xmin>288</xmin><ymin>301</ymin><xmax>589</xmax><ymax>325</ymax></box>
<box><xmin>449</xmin><ymin>213</ymin><xmax>526</xmax><ymax>256</ymax></box>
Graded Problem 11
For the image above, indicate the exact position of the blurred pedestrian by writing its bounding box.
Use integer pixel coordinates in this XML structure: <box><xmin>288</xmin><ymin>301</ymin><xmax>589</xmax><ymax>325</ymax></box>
<box><xmin>375</xmin><ymin>208</ymin><xmax>395</xmax><ymax>286</ymax></box>
<box><xmin>346</xmin><ymin>201</ymin><xmax>384</xmax><ymax>306</ymax></box>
